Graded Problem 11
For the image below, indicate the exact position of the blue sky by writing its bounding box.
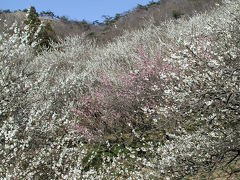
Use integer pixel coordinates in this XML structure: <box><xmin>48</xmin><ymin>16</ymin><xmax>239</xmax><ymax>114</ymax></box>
<box><xmin>0</xmin><ymin>0</ymin><xmax>158</xmax><ymax>22</ymax></box>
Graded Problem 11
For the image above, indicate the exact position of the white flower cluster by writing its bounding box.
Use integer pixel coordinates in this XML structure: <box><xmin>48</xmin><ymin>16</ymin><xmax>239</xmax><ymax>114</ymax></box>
<box><xmin>0</xmin><ymin>0</ymin><xmax>240</xmax><ymax>179</ymax></box>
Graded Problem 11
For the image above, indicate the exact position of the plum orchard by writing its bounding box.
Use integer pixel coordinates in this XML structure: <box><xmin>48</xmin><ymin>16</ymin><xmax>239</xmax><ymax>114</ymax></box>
<box><xmin>0</xmin><ymin>0</ymin><xmax>239</xmax><ymax>179</ymax></box>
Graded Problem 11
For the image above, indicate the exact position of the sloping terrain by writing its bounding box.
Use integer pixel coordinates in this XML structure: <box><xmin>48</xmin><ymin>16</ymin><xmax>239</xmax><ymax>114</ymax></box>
<box><xmin>0</xmin><ymin>0</ymin><xmax>239</xmax><ymax>179</ymax></box>
<box><xmin>0</xmin><ymin>0</ymin><xmax>220</xmax><ymax>42</ymax></box>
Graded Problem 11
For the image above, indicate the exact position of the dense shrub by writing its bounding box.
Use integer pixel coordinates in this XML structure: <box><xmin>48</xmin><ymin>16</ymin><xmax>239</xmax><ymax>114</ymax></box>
<box><xmin>172</xmin><ymin>10</ymin><xmax>184</xmax><ymax>19</ymax></box>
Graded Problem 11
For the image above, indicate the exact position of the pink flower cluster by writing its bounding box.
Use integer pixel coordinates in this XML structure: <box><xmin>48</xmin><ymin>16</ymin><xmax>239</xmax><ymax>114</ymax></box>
<box><xmin>72</xmin><ymin>47</ymin><xmax>178</xmax><ymax>138</ymax></box>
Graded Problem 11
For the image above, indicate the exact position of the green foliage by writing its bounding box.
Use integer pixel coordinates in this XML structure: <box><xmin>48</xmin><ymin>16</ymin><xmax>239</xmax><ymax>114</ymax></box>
<box><xmin>37</xmin><ymin>22</ymin><xmax>57</xmax><ymax>49</ymax></box>
<box><xmin>87</xmin><ymin>32</ymin><xmax>97</xmax><ymax>39</ymax></box>
<box><xmin>25</xmin><ymin>6</ymin><xmax>40</xmax><ymax>25</ymax></box>
<box><xmin>79</xmin><ymin>20</ymin><xmax>91</xmax><ymax>30</ymax></box>
<box><xmin>136</xmin><ymin>1</ymin><xmax>160</xmax><ymax>11</ymax></box>
<box><xmin>137</xmin><ymin>4</ymin><xmax>148</xmax><ymax>10</ymax></box>
<box><xmin>39</xmin><ymin>10</ymin><xmax>55</xmax><ymax>18</ymax></box>
<box><xmin>172</xmin><ymin>10</ymin><xmax>184</xmax><ymax>19</ymax></box>
<box><xmin>82</xmin><ymin>146</ymin><xmax>104</xmax><ymax>171</ymax></box>
<box><xmin>82</xmin><ymin>143</ymin><xmax>130</xmax><ymax>171</ymax></box>
<box><xmin>59</xmin><ymin>15</ymin><xmax>69</xmax><ymax>22</ymax></box>
<box><xmin>24</xmin><ymin>6</ymin><xmax>57</xmax><ymax>52</ymax></box>
<box><xmin>114</xmin><ymin>13</ymin><xmax>121</xmax><ymax>21</ymax></box>
<box><xmin>0</xmin><ymin>9</ymin><xmax>11</xmax><ymax>14</ymax></box>
<box><xmin>22</xmin><ymin>8</ymin><xmax>28</xmax><ymax>13</ymax></box>
<box><xmin>147</xmin><ymin>0</ymin><xmax>160</xmax><ymax>7</ymax></box>
<box><xmin>102</xmin><ymin>15</ymin><xmax>114</xmax><ymax>25</ymax></box>
<box><xmin>24</xmin><ymin>6</ymin><xmax>41</xmax><ymax>45</ymax></box>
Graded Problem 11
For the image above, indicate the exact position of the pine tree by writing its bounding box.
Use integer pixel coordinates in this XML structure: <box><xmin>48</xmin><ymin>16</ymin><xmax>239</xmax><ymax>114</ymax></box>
<box><xmin>37</xmin><ymin>21</ymin><xmax>57</xmax><ymax>49</ymax></box>
<box><xmin>24</xmin><ymin>6</ymin><xmax>41</xmax><ymax>45</ymax></box>
<box><xmin>24</xmin><ymin>6</ymin><xmax>57</xmax><ymax>52</ymax></box>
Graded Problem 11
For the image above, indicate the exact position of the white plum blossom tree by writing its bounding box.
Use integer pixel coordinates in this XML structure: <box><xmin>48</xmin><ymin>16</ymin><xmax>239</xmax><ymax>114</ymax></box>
<box><xmin>0</xmin><ymin>0</ymin><xmax>239</xmax><ymax>179</ymax></box>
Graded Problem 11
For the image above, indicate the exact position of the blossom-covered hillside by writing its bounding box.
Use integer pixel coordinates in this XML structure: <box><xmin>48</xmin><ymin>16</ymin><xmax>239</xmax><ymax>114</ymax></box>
<box><xmin>0</xmin><ymin>0</ymin><xmax>239</xmax><ymax>179</ymax></box>
<box><xmin>0</xmin><ymin>0</ymin><xmax>220</xmax><ymax>43</ymax></box>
